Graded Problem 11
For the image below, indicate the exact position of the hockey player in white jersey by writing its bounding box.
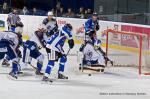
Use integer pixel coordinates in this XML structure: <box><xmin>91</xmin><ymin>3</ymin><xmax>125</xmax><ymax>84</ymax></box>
<box><xmin>42</xmin><ymin>11</ymin><xmax>58</xmax><ymax>36</ymax></box>
<box><xmin>2</xmin><ymin>22</ymin><xmax>24</xmax><ymax>67</ymax></box>
<box><xmin>79</xmin><ymin>32</ymin><xmax>113</xmax><ymax>67</ymax></box>
<box><xmin>22</xmin><ymin>25</ymin><xmax>47</xmax><ymax>75</ymax></box>
<box><xmin>0</xmin><ymin>27</ymin><xmax>23</xmax><ymax>79</ymax></box>
<box><xmin>42</xmin><ymin>23</ymin><xmax>74</xmax><ymax>81</ymax></box>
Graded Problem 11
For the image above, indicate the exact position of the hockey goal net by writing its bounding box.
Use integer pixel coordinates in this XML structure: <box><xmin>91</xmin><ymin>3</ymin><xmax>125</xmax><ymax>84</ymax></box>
<box><xmin>105</xmin><ymin>29</ymin><xmax>150</xmax><ymax>75</ymax></box>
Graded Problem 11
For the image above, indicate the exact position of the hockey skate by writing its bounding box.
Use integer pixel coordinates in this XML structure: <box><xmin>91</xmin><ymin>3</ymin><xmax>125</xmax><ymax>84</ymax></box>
<box><xmin>35</xmin><ymin>70</ymin><xmax>44</xmax><ymax>75</ymax></box>
<box><xmin>17</xmin><ymin>64</ymin><xmax>23</xmax><ymax>74</ymax></box>
<box><xmin>110</xmin><ymin>61</ymin><xmax>113</xmax><ymax>66</ymax></box>
<box><xmin>58</xmin><ymin>73</ymin><xmax>68</xmax><ymax>79</ymax></box>
<box><xmin>42</xmin><ymin>76</ymin><xmax>53</xmax><ymax>83</ymax></box>
<box><xmin>9</xmin><ymin>71</ymin><xmax>18</xmax><ymax>79</ymax></box>
<box><xmin>2</xmin><ymin>59</ymin><xmax>10</xmax><ymax>67</ymax></box>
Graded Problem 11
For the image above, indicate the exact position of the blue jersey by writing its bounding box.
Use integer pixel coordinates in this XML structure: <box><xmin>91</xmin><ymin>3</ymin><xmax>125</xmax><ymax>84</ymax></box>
<box><xmin>85</xmin><ymin>18</ymin><xmax>99</xmax><ymax>33</ymax></box>
<box><xmin>46</xmin><ymin>26</ymin><xmax>73</xmax><ymax>53</ymax></box>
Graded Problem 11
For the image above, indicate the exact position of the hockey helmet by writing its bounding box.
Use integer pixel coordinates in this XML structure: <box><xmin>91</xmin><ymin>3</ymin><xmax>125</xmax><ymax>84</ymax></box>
<box><xmin>47</xmin><ymin>11</ymin><xmax>54</xmax><ymax>16</ymax></box>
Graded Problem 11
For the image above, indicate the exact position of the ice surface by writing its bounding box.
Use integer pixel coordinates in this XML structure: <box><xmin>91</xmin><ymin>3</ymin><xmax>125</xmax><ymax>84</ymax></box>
<box><xmin>0</xmin><ymin>46</ymin><xmax>150</xmax><ymax>99</ymax></box>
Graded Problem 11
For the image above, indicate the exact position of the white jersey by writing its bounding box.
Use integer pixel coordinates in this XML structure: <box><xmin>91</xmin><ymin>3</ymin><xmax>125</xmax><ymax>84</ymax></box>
<box><xmin>82</xmin><ymin>43</ymin><xmax>105</xmax><ymax>65</ymax></box>
<box><xmin>0</xmin><ymin>31</ymin><xmax>19</xmax><ymax>48</ymax></box>
<box><xmin>42</xmin><ymin>18</ymin><xmax>58</xmax><ymax>33</ymax></box>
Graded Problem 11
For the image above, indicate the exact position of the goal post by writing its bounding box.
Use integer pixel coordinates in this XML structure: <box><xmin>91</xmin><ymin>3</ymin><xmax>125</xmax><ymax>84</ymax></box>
<box><xmin>105</xmin><ymin>29</ymin><xmax>150</xmax><ymax>75</ymax></box>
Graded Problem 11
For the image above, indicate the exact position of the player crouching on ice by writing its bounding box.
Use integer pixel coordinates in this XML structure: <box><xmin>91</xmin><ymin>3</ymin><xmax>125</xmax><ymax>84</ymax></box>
<box><xmin>79</xmin><ymin>32</ymin><xmax>113</xmax><ymax>69</ymax></box>
<box><xmin>2</xmin><ymin>22</ymin><xmax>23</xmax><ymax>67</ymax></box>
<box><xmin>0</xmin><ymin>26</ymin><xmax>23</xmax><ymax>79</ymax></box>
<box><xmin>22</xmin><ymin>25</ymin><xmax>48</xmax><ymax>75</ymax></box>
<box><xmin>43</xmin><ymin>23</ymin><xmax>74</xmax><ymax>81</ymax></box>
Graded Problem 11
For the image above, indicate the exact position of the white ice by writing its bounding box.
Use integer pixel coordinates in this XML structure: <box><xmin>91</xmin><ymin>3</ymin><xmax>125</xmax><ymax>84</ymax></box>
<box><xmin>0</xmin><ymin>46</ymin><xmax>150</xmax><ymax>99</ymax></box>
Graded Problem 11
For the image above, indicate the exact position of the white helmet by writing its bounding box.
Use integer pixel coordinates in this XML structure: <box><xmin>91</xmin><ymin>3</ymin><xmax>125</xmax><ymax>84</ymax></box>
<box><xmin>47</xmin><ymin>11</ymin><xmax>54</xmax><ymax>16</ymax></box>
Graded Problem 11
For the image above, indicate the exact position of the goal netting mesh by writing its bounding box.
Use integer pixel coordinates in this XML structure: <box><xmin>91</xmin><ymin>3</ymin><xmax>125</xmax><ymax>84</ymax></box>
<box><xmin>105</xmin><ymin>29</ymin><xmax>150</xmax><ymax>75</ymax></box>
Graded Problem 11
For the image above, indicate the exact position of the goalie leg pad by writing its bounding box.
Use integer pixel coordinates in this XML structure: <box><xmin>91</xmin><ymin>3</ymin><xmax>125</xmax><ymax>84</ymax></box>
<box><xmin>97</xmin><ymin>54</ymin><xmax>105</xmax><ymax>66</ymax></box>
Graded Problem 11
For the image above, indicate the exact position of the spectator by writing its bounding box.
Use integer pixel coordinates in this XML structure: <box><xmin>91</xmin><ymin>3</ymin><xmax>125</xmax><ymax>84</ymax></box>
<box><xmin>84</xmin><ymin>9</ymin><xmax>92</xmax><ymax>19</ymax></box>
<box><xmin>56</xmin><ymin>1</ymin><xmax>61</xmax><ymax>11</ymax></box>
<box><xmin>65</xmin><ymin>8</ymin><xmax>74</xmax><ymax>18</ymax></box>
<box><xmin>2</xmin><ymin>2</ymin><xmax>9</xmax><ymax>14</ymax></box>
<box><xmin>84</xmin><ymin>8</ymin><xmax>92</xmax><ymax>18</ymax></box>
<box><xmin>57</xmin><ymin>7</ymin><xmax>65</xmax><ymax>17</ymax></box>
<box><xmin>21</xmin><ymin>6</ymin><xmax>29</xmax><ymax>15</ymax></box>
<box><xmin>51</xmin><ymin>8</ymin><xmax>56</xmax><ymax>16</ymax></box>
<box><xmin>31</xmin><ymin>7</ymin><xmax>38</xmax><ymax>15</ymax></box>
<box><xmin>84</xmin><ymin>10</ymin><xmax>88</xmax><ymax>19</ymax></box>
<box><xmin>87</xmin><ymin>8</ymin><xmax>92</xmax><ymax>14</ymax></box>
<box><xmin>77</xmin><ymin>7</ymin><xmax>85</xmax><ymax>18</ymax></box>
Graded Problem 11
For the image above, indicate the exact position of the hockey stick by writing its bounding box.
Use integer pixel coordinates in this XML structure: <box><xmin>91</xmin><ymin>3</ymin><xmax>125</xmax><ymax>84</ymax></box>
<box><xmin>66</xmin><ymin>48</ymin><xmax>71</xmax><ymax>57</ymax></box>
<box><xmin>79</xmin><ymin>66</ymin><xmax>101</xmax><ymax>72</ymax></box>
<box><xmin>28</xmin><ymin>63</ymin><xmax>37</xmax><ymax>70</ymax></box>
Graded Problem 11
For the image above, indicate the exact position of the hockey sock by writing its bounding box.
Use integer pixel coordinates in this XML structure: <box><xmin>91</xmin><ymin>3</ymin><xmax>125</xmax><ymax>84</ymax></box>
<box><xmin>58</xmin><ymin>63</ymin><xmax>65</xmax><ymax>73</ymax></box>
<box><xmin>58</xmin><ymin>56</ymin><xmax>67</xmax><ymax>74</ymax></box>
<box><xmin>45</xmin><ymin>60</ymin><xmax>54</xmax><ymax>76</ymax></box>
<box><xmin>37</xmin><ymin>62</ymin><xmax>42</xmax><ymax>71</ymax></box>
<box><xmin>12</xmin><ymin>61</ymin><xmax>18</xmax><ymax>74</ymax></box>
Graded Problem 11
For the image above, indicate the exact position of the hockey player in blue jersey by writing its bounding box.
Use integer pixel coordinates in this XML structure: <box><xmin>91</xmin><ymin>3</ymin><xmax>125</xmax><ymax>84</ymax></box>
<box><xmin>42</xmin><ymin>23</ymin><xmax>74</xmax><ymax>81</ymax></box>
<box><xmin>84</xmin><ymin>13</ymin><xmax>99</xmax><ymax>42</ymax></box>
<box><xmin>0</xmin><ymin>27</ymin><xmax>23</xmax><ymax>79</ymax></box>
<box><xmin>22</xmin><ymin>25</ymin><xmax>47</xmax><ymax>75</ymax></box>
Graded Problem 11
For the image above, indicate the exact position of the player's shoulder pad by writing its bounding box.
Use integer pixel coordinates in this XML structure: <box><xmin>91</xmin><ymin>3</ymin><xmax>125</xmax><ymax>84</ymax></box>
<box><xmin>42</xmin><ymin>18</ymin><xmax>49</xmax><ymax>25</ymax></box>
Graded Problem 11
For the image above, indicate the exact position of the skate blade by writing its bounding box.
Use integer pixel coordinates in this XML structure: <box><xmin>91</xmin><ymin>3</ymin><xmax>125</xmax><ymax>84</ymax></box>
<box><xmin>2</xmin><ymin>65</ymin><xmax>10</xmax><ymax>68</ymax></box>
<box><xmin>41</xmin><ymin>80</ymin><xmax>53</xmax><ymax>84</ymax></box>
<box><xmin>7</xmin><ymin>75</ymin><xmax>17</xmax><ymax>81</ymax></box>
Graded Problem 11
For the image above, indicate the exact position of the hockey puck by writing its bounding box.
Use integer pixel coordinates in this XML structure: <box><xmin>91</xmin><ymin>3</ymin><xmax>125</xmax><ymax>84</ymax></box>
<box><xmin>88</xmin><ymin>74</ymin><xmax>91</xmax><ymax>76</ymax></box>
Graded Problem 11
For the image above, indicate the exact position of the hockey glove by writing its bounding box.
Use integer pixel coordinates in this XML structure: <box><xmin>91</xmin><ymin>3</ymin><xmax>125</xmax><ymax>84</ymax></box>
<box><xmin>68</xmin><ymin>39</ymin><xmax>74</xmax><ymax>49</ymax></box>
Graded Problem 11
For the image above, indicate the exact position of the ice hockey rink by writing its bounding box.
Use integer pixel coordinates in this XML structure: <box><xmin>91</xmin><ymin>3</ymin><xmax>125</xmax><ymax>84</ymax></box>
<box><xmin>0</xmin><ymin>45</ymin><xmax>150</xmax><ymax>99</ymax></box>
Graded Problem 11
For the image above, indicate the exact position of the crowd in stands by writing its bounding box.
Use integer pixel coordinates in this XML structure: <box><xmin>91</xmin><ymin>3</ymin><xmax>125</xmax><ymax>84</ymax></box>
<box><xmin>0</xmin><ymin>1</ymin><xmax>93</xmax><ymax>19</ymax></box>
